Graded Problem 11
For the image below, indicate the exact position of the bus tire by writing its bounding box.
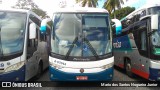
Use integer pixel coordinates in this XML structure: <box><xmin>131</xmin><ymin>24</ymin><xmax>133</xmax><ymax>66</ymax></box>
<box><xmin>35</xmin><ymin>62</ymin><xmax>43</xmax><ymax>79</ymax></box>
<box><xmin>125</xmin><ymin>59</ymin><xmax>133</xmax><ymax>77</ymax></box>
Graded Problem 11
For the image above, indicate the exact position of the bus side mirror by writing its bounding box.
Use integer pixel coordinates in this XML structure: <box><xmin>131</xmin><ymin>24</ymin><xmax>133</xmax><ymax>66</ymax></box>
<box><xmin>151</xmin><ymin>15</ymin><xmax>158</xmax><ymax>30</ymax></box>
<box><xmin>40</xmin><ymin>18</ymin><xmax>51</xmax><ymax>34</ymax></box>
<box><xmin>111</xmin><ymin>19</ymin><xmax>122</xmax><ymax>35</ymax></box>
<box><xmin>40</xmin><ymin>18</ymin><xmax>51</xmax><ymax>41</ymax></box>
<box><xmin>29</xmin><ymin>23</ymin><xmax>36</xmax><ymax>39</ymax></box>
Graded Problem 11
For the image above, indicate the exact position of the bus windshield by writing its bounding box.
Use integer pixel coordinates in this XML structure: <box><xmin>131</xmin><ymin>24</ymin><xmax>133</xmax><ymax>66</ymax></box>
<box><xmin>51</xmin><ymin>13</ymin><xmax>112</xmax><ymax>58</ymax></box>
<box><xmin>0</xmin><ymin>11</ymin><xmax>26</xmax><ymax>57</ymax></box>
<box><xmin>151</xmin><ymin>16</ymin><xmax>160</xmax><ymax>55</ymax></box>
<box><xmin>148</xmin><ymin>6</ymin><xmax>160</xmax><ymax>15</ymax></box>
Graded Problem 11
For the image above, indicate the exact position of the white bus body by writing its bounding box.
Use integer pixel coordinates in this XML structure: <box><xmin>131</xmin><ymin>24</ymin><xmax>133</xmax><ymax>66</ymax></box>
<box><xmin>0</xmin><ymin>8</ymin><xmax>48</xmax><ymax>81</ymax></box>
<box><xmin>113</xmin><ymin>4</ymin><xmax>160</xmax><ymax>81</ymax></box>
<box><xmin>41</xmin><ymin>8</ymin><xmax>115</xmax><ymax>81</ymax></box>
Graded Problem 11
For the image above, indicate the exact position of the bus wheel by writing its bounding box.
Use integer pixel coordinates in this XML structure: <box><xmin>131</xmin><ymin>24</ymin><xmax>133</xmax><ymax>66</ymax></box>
<box><xmin>35</xmin><ymin>63</ymin><xmax>42</xmax><ymax>79</ymax></box>
<box><xmin>125</xmin><ymin>60</ymin><xmax>133</xmax><ymax>77</ymax></box>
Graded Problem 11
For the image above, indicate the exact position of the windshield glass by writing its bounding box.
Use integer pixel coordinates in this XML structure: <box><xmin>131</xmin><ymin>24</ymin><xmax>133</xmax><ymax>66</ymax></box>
<box><xmin>0</xmin><ymin>11</ymin><xmax>26</xmax><ymax>56</ymax></box>
<box><xmin>151</xmin><ymin>16</ymin><xmax>160</xmax><ymax>55</ymax></box>
<box><xmin>51</xmin><ymin>13</ymin><xmax>112</xmax><ymax>57</ymax></box>
<box><xmin>151</xmin><ymin>31</ymin><xmax>160</xmax><ymax>55</ymax></box>
<box><xmin>148</xmin><ymin>6</ymin><xmax>160</xmax><ymax>15</ymax></box>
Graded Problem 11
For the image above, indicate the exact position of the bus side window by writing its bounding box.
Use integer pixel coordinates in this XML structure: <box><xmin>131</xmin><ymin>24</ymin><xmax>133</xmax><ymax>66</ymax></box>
<box><xmin>140</xmin><ymin>10</ymin><xmax>146</xmax><ymax>18</ymax></box>
<box><xmin>140</xmin><ymin>30</ymin><xmax>147</xmax><ymax>51</ymax></box>
<box><xmin>148</xmin><ymin>8</ymin><xmax>151</xmax><ymax>15</ymax></box>
<box><xmin>27</xmin><ymin>22</ymin><xmax>38</xmax><ymax>59</ymax></box>
<box><xmin>133</xmin><ymin>21</ymin><xmax>148</xmax><ymax>57</ymax></box>
<box><xmin>27</xmin><ymin>14</ymin><xmax>40</xmax><ymax>59</ymax></box>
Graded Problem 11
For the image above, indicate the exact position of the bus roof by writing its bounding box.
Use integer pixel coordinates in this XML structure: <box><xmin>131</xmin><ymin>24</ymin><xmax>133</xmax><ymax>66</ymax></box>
<box><xmin>121</xmin><ymin>4</ymin><xmax>160</xmax><ymax>20</ymax></box>
<box><xmin>0</xmin><ymin>8</ymin><xmax>30</xmax><ymax>13</ymax></box>
<box><xmin>53</xmin><ymin>7</ymin><xmax>109</xmax><ymax>13</ymax></box>
<box><xmin>0</xmin><ymin>8</ymin><xmax>42</xmax><ymax>20</ymax></box>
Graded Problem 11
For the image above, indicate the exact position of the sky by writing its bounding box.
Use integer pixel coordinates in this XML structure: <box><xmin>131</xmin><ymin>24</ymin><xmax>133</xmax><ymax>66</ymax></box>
<box><xmin>33</xmin><ymin>0</ymin><xmax>77</xmax><ymax>16</ymax></box>
<box><xmin>123</xmin><ymin>0</ymin><xmax>160</xmax><ymax>9</ymax></box>
<box><xmin>1</xmin><ymin>0</ymin><xmax>160</xmax><ymax>16</ymax></box>
<box><xmin>0</xmin><ymin>0</ymin><xmax>17</xmax><ymax>8</ymax></box>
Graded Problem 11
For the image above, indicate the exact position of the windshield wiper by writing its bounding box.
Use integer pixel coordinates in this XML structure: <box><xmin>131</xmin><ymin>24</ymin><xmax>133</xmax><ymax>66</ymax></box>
<box><xmin>83</xmin><ymin>38</ymin><xmax>99</xmax><ymax>59</ymax></box>
<box><xmin>64</xmin><ymin>36</ymin><xmax>99</xmax><ymax>60</ymax></box>
<box><xmin>65</xmin><ymin>37</ymin><xmax>78</xmax><ymax>59</ymax></box>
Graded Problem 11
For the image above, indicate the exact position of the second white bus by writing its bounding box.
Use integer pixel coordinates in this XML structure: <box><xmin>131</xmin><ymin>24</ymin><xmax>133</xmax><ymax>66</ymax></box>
<box><xmin>0</xmin><ymin>9</ymin><xmax>48</xmax><ymax>81</ymax></box>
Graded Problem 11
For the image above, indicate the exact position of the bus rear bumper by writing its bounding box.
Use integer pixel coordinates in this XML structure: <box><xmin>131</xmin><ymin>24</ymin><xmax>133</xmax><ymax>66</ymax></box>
<box><xmin>0</xmin><ymin>65</ymin><xmax>25</xmax><ymax>81</ymax></box>
<box><xmin>49</xmin><ymin>66</ymin><xmax>113</xmax><ymax>81</ymax></box>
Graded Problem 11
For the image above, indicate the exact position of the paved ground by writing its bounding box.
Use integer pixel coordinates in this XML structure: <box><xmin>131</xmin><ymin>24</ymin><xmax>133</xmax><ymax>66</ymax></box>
<box><xmin>1</xmin><ymin>67</ymin><xmax>158</xmax><ymax>90</ymax></box>
<box><xmin>23</xmin><ymin>66</ymin><xmax>159</xmax><ymax>90</ymax></box>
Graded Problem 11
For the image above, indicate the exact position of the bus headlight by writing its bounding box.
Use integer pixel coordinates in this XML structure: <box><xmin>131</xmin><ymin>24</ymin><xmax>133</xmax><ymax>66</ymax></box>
<box><xmin>49</xmin><ymin>62</ymin><xmax>63</xmax><ymax>69</ymax></box>
<box><xmin>5</xmin><ymin>61</ymin><xmax>24</xmax><ymax>72</ymax></box>
<box><xmin>101</xmin><ymin>62</ymin><xmax>114</xmax><ymax>69</ymax></box>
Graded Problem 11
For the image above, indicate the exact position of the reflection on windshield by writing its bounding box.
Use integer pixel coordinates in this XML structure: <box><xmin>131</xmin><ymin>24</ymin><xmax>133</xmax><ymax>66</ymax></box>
<box><xmin>51</xmin><ymin>13</ymin><xmax>112</xmax><ymax>57</ymax></box>
<box><xmin>151</xmin><ymin>31</ymin><xmax>160</xmax><ymax>55</ymax></box>
<box><xmin>0</xmin><ymin>11</ymin><xmax>26</xmax><ymax>56</ymax></box>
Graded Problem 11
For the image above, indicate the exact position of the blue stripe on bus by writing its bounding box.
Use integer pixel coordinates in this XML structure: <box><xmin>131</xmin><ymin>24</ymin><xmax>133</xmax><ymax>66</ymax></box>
<box><xmin>49</xmin><ymin>66</ymin><xmax>113</xmax><ymax>81</ymax></box>
<box><xmin>0</xmin><ymin>65</ymin><xmax>25</xmax><ymax>81</ymax></box>
<box><xmin>113</xmin><ymin>35</ymin><xmax>132</xmax><ymax>51</ymax></box>
<box><xmin>149</xmin><ymin>67</ymin><xmax>160</xmax><ymax>81</ymax></box>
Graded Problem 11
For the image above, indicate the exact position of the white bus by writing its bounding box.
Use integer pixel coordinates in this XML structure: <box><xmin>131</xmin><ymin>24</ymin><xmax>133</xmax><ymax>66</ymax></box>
<box><xmin>113</xmin><ymin>4</ymin><xmax>160</xmax><ymax>81</ymax></box>
<box><xmin>0</xmin><ymin>9</ymin><xmax>48</xmax><ymax>81</ymax></box>
<box><xmin>40</xmin><ymin>8</ymin><xmax>117</xmax><ymax>81</ymax></box>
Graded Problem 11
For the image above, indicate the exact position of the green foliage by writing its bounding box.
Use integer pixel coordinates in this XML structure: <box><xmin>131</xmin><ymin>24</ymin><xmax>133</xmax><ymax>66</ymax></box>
<box><xmin>12</xmin><ymin>0</ymin><xmax>38</xmax><ymax>9</ymax></box>
<box><xmin>32</xmin><ymin>8</ymin><xmax>46</xmax><ymax>18</ymax></box>
<box><xmin>103</xmin><ymin>0</ymin><xmax>124</xmax><ymax>14</ymax></box>
<box><xmin>110</xmin><ymin>6</ymin><xmax>135</xmax><ymax>19</ymax></box>
<box><xmin>12</xmin><ymin>0</ymin><xmax>47</xmax><ymax>18</ymax></box>
<box><xmin>76</xmin><ymin>0</ymin><xmax>98</xmax><ymax>7</ymax></box>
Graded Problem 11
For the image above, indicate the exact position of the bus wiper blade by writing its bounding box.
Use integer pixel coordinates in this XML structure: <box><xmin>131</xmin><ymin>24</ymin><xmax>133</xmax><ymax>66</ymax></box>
<box><xmin>65</xmin><ymin>37</ymin><xmax>78</xmax><ymax>60</ymax></box>
<box><xmin>84</xmin><ymin>38</ymin><xmax>99</xmax><ymax>59</ymax></box>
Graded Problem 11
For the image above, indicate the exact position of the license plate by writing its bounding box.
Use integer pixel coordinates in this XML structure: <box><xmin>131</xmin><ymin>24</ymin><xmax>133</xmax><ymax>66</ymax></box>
<box><xmin>76</xmin><ymin>76</ymin><xmax>88</xmax><ymax>80</ymax></box>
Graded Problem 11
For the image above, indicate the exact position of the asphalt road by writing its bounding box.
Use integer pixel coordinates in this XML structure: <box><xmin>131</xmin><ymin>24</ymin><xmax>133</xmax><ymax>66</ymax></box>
<box><xmin>35</xmin><ymin>66</ymin><xmax>147</xmax><ymax>82</ymax></box>
<box><xmin>22</xmin><ymin>66</ymin><xmax>159</xmax><ymax>90</ymax></box>
<box><xmin>1</xmin><ymin>67</ymin><xmax>159</xmax><ymax>90</ymax></box>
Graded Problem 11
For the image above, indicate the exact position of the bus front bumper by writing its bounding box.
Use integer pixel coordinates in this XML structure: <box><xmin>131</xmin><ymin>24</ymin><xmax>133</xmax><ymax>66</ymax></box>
<box><xmin>149</xmin><ymin>68</ymin><xmax>160</xmax><ymax>81</ymax></box>
<box><xmin>49</xmin><ymin>66</ymin><xmax>113</xmax><ymax>81</ymax></box>
<box><xmin>0</xmin><ymin>65</ymin><xmax>25</xmax><ymax>81</ymax></box>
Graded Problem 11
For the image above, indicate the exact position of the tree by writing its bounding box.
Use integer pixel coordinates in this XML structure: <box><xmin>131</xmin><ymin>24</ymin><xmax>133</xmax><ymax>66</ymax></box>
<box><xmin>12</xmin><ymin>0</ymin><xmax>47</xmax><ymax>18</ymax></box>
<box><xmin>32</xmin><ymin>8</ymin><xmax>47</xmax><ymax>18</ymax></box>
<box><xmin>103</xmin><ymin>0</ymin><xmax>125</xmax><ymax>18</ymax></box>
<box><xmin>110</xmin><ymin>6</ymin><xmax>135</xmax><ymax>19</ymax></box>
<box><xmin>76</xmin><ymin>0</ymin><xmax>98</xmax><ymax>7</ymax></box>
<box><xmin>12</xmin><ymin>0</ymin><xmax>38</xmax><ymax>9</ymax></box>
